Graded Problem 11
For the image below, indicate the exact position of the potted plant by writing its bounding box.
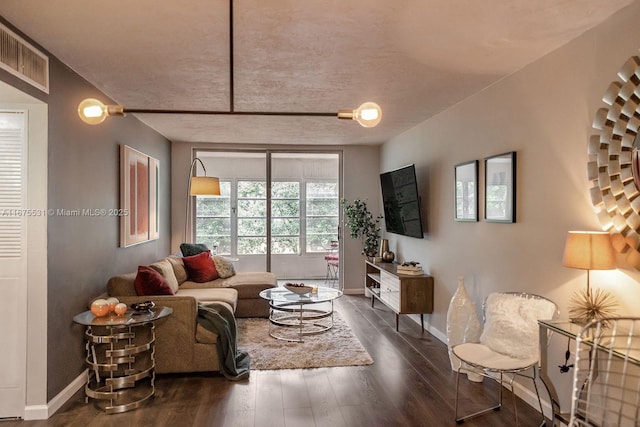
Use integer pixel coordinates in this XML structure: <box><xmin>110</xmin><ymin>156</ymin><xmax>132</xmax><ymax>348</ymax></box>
<box><xmin>341</xmin><ymin>198</ymin><xmax>382</xmax><ymax>258</ymax></box>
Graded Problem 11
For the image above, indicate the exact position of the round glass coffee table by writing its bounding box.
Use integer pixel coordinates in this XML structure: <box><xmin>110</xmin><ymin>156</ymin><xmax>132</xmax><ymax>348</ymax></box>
<box><xmin>259</xmin><ymin>287</ymin><xmax>343</xmax><ymax>342</ymax></box>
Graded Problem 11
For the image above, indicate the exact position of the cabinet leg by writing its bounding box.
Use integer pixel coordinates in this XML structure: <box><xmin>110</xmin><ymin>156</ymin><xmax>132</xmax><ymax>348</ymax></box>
<box><xmin>421</xmin><ymin>314</ymin><xmax>424</xmax><ymax>333</ymax></box>
<box><xmin>395</xmin><ymin>313</ymin><xmax>399</xmax><ymax>331</ymax></box>
<box><xmin>371</xmin><ymin>296</ymin><xmax>375</xmax><ymax>308</ymax></box>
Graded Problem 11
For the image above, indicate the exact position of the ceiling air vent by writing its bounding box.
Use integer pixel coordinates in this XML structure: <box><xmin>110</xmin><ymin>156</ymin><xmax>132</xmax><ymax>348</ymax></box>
<box><xmin>0</xmin><ymin>23</ymin><xmax>48</xmax><ymax>93</ymax></box>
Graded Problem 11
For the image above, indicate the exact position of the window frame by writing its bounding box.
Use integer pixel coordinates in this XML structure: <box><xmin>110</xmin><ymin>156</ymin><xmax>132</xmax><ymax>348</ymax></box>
<box><xmin>196</xmin><ymin>178</ymin><xmax>339</xmax><ymax>256</ymax></box>
<box><xmin>305</xmin><ymin>180</ymin><xmax>339</xmax><ymax>253</ymax></box>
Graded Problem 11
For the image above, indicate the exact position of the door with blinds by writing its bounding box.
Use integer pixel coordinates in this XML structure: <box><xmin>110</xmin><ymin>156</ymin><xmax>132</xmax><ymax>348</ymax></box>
<box><xmin>0</xmin><ymin>111</ymin><xmax>27</xmax><ymax>418</ymax></box>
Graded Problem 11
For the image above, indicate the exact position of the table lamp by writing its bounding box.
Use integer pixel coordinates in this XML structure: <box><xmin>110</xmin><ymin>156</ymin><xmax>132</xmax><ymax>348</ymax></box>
<box><xmin>562</xmin><ymin>231</ymin><xmax>617</xmax><ymax>323</ymax></box>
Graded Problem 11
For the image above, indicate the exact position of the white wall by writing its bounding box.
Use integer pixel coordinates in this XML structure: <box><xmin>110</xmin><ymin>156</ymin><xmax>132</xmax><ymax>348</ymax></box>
<box><xmin>380</xmin><ymin>1</ymin><xmax>640</xmax><ymax>414</ymax></box>
<box><xmin>342</xmin><ymin>145</ymin><xmax>381</xmax><ymax>292</ymax></box>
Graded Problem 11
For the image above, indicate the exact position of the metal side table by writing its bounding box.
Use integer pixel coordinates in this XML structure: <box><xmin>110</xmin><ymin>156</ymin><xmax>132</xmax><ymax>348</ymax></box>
<box><xmin>73</xmin><ymin>306</ymin><xmax>172</xmax><ymax>414</ymax></box>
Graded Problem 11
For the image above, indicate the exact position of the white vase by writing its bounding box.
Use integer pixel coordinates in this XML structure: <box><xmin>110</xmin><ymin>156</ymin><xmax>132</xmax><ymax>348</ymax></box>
<box><xmin>446</xmin><ymin>276</ymin><xmax>482</xmax><ymax>382</ymax></box>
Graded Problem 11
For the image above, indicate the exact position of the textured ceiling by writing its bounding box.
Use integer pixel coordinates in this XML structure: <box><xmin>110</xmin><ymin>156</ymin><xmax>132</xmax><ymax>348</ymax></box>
<box><xmin>0</xmin><ymin>0</ymin><xmax>634</xmax><ymax>145</ymax></box>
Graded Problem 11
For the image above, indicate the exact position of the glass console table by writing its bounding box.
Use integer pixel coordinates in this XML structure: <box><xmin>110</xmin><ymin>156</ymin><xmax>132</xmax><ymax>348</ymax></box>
<box><xmin>538</xmin><ymin>319</ymin><xmax>640</xmax><ymax>426</ymax></box>
<box><xmin>73</xmin><ymin>306</ymin><xmax>172</xmax><ymax>414</ymax></box>
<box><xmin>538</xmin><ymin>320</ymin><xmax>582</xmax><ymax>426</ymax></box>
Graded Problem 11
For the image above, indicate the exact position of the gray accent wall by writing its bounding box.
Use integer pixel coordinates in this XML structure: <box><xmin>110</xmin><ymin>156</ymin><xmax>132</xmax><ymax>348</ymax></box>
<box><xmin>0</xmin><ymin>18</ymin><xmax>172</xmax><ymax>400</ymax></box>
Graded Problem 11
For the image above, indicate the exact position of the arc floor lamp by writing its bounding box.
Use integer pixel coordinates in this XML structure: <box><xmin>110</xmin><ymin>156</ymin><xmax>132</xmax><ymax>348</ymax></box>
<box><xmin>184</xmin><ymin>158</ymin><xmax>220</xmax><ymax>243</ymax></box>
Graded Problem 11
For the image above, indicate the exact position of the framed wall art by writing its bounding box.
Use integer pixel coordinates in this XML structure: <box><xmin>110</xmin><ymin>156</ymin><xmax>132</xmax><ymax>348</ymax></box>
<box><xmin>484</xmin><ymin>151</ymin><xmax>516</xmax><ymax>223</ymax></box>
<box><xmin>454</xmin><ymin>160</ymin><xmax>478</xmax><ymax>222</ymax></box>
<box><xmin>120</xmin><ymin>145</ymin><xmax>159</xmax><ymax>247</ymax></box>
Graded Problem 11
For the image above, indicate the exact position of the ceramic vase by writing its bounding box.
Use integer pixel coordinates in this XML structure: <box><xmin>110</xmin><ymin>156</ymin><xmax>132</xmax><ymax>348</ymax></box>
<box><xmin>379</xmin><ymin>239</ymin><xmax>389</xmax><ymax>258</ymax></box>
<box><xmin>446</xmin><ymin>276</ymin><xmax>482</xmax><ymax>382</ymax></box>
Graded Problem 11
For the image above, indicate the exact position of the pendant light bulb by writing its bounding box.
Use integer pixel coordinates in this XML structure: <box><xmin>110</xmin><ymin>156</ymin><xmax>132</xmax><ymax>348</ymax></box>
<box><xmin>339</xmin><ymin>102</ymin><xmax>382</xmax><ymax>127</ymax></box>
<box><xmin>354</xmin><ymin>102</ymin><xmax>382</xmax><ymax>128</ymax></box>
<box><xmin>78</xmin><ymin>98</ymin><xmax>125</xmax><ymax>125</ymax></box>
<box><xmin>78</xmin><ymin>98</ymin><xmax>107</xmax><ymax>125</ymax></box>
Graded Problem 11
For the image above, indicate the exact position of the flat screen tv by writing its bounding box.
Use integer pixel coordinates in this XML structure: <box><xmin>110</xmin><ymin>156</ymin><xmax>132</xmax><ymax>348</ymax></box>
<box><xmin>380</xmin><ymin>164</ymin><xmax>424</xmax><ymax>238</ymax></box>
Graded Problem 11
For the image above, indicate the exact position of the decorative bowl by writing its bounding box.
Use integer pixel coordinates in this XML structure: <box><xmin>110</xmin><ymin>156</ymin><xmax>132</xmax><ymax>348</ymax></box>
<box><xmin>130</xmin><ymin>301</ymin><xmax>155</xmax><ymax>313</ymax></box>
<box><xmin>284</xmin><ymin>283</ymin><xmax>313</xmax><ymax>295</ymax></box>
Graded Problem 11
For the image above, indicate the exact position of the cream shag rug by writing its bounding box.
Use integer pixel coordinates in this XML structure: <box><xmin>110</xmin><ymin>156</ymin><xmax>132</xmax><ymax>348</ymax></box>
<box><xmin>237</xmin><ymin>311</ymin><xmax>374</xmax><ymax>370</ymax></box>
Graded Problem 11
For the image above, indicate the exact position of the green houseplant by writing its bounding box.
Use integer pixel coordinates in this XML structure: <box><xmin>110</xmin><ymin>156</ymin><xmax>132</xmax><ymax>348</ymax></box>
<box><xmin>341</xmin><ymin>198</ymin><xmax>382</xmax><ymax>258</ymax></box>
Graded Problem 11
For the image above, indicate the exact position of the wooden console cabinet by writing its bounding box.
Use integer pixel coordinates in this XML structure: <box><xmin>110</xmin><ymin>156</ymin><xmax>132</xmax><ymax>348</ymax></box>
<box><xmin>365</xmin><ymin>260</ymin><xmax>434</xmax><ymax>332</ymax></box>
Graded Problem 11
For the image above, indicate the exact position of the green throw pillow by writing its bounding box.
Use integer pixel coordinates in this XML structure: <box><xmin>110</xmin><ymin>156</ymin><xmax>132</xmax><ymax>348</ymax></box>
<box><xmin>180</xmin><ymin>243</ymin><xmax>210</xmax><ymax>257</ymax></box>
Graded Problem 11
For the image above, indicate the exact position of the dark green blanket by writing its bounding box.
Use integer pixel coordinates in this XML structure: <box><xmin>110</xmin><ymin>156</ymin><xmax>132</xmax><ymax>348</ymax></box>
<box><xmin>196</xmin><ymin>302</ymin><xmax>250</xmax><ymax>381</ymax></box>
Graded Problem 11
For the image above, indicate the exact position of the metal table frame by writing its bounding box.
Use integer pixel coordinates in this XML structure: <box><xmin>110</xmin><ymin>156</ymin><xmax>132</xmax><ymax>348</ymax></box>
<box><xmin>73</xmin><ymin>306</ymin><xmax>172</xmax><ymax>414</ymax></box>
<box><xmin>259</xmin><ymin>287</ymin><xmax>343</xmax><ymax>342</ymax></box>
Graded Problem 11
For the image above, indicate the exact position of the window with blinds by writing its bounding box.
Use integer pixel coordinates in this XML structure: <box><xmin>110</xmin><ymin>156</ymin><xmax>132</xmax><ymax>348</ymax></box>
<box><xmin>0</xmin><ymin>111</ymin><xmax>25</xmax><ymax>258</ymax></box>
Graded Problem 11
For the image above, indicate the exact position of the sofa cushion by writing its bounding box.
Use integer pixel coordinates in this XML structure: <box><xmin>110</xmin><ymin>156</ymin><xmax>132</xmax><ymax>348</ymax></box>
<box><xmin>134</xmin><ymin>266</ymin><xmax>175</xmax><ymax>296</ymax></box>
<box><xmin>176</xmin><ymin>288</ymin><xmax>238</xmax><ymax>311</ymax></box>
<box><xmin>183</xmin><ymin>251</ymin><xmax>219</xmax><ymax>282</ymax></box>
<box><xmin>150</xmin><ymin>259</ymin><xmax>180</xmax><ymax>293</ymax></box>
<box><xmin>223</xmin><ymin>272</ymin><xmax>277</xmax><ymax>286</ymax></box>
<box><xmin>222</xmin><ymin>272</ymin><xmax>277</xmax><ymax>298</ymax></box>
<box><xmin>179</xmin><ymin>277</ymin><xmax>226</xmax><ymax>290</ymax></box>
<box><xmin>107</xmin><ymin>272</ymin><xmax>138</xmax><ymax>296</ymax></box>
<box><xmin>166</xmin><ymin>255</ymin><xmax>188</xmax><ymax>284</ymax></box>
<box><xmin>180</xmin><ymin>243</ymin><xmax>210</xmax><ymax>257</ymax></box>
<box><xmin>178</xmin><ymin>272</ymin><xmax>277</xmax><ymax>298</ymax></box>
<box><xmin>213</xmin><ymin>256</ymin><xmax>236</xmax><ymax>279</ymax></box>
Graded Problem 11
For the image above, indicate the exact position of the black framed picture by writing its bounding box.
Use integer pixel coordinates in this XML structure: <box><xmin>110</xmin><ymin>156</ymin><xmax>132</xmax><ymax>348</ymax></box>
<box><xmin>454</xmin><ymin>160</ymin><xmax>478</xmax><ymax>222</ymax></box>
<box><xmin>484</xmin><ymin>152</ymin><xmax>516</xmax><ymax>223</ymax></box>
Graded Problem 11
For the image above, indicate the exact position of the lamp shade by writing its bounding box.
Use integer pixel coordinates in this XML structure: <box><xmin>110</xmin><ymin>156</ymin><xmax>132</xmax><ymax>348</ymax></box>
<box><xmin>562</xmin><ymin>231</ymin><xmax>616</xmax><ymax>270</ymax></box>
<box><xmin>190</xmin><ymin>176</ymin><xmax>220</xmax><ymax>196</ymax></box>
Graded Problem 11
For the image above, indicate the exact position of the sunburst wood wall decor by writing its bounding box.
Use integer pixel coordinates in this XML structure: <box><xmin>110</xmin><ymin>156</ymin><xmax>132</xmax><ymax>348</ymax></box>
<box><xmin>589</xmin><ymin>54</ymin><xmax>640</xmax><ymax>269</ymax></box>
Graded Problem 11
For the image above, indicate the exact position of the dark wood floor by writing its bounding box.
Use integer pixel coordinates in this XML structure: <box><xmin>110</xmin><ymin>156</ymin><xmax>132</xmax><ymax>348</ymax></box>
<box><xmin>6</xmin><ymin>295</ymin><xmax>547</xmax><ymax>427</ymax></box>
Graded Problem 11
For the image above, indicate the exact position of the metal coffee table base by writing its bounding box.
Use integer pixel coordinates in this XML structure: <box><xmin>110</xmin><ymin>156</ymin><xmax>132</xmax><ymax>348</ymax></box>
<box><xmin>268</xmin><ymin>301</ymin><xmax>335</xmax><ymax>342</ymax></box>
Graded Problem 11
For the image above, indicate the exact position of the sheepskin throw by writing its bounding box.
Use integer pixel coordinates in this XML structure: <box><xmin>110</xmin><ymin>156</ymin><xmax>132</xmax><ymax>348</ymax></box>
<box><xmin>480</xmin><ymin>293</ymin><xmax>557</xmax><ymax>359</ymax></box>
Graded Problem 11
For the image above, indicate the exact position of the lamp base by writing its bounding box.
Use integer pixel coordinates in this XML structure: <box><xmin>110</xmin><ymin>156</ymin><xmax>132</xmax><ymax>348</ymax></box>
<box><xmin>568</xmin><ymin>287</ymin><xmax>618</xmax><ymax>325</ymax></box>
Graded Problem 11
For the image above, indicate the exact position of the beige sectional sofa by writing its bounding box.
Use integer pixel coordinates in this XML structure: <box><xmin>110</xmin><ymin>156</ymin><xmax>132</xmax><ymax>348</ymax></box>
<box><xmin>105</xmin><ymin>255</ymin><xmax>277</xmax><ymax>374</ymax></box>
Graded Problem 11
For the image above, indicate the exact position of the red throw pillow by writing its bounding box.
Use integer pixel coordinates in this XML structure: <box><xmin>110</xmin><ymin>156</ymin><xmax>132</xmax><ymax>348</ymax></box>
<box><xmin>182</xmin><ymin>251</ymin><xmax>219</xmax><ymax>282</ymax></box>
<box><xmin>134</xmin><ymin>265</ymin><xmax>175</xmax><ymax>296</ymax></box>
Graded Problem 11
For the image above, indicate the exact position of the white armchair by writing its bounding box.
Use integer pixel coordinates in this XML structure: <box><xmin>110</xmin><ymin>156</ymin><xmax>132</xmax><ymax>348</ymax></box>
<box><xmin>452</xmin><ymin>292</ymin><xmax>558</xmax><ymax>425</ymax></box>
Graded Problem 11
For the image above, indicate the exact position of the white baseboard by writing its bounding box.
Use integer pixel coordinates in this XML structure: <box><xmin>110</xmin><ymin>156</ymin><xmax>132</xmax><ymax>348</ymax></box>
<box><xmin>24</xmin><ymin>369</ymin><xmax>86</xmax><ymax>420</ymax></box>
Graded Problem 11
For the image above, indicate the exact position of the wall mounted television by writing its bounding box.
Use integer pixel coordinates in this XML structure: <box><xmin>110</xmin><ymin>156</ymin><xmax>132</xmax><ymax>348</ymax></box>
<box><xmin>380</xmin><ymin>164</ymin><xmax>424</xmax><ymax>239</ymax></box>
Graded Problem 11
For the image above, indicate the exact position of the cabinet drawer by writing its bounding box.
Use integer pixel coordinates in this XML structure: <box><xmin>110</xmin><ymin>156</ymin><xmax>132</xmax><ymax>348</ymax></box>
<box><xmin>380</xmin><ymin>271</ymin><xmax>400</xmax><ymax>311</ymax></box>
<box><xmin>380</xmin><ymin>270</ymin><xmax>399</xmax><ymax>291</ymax></box>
